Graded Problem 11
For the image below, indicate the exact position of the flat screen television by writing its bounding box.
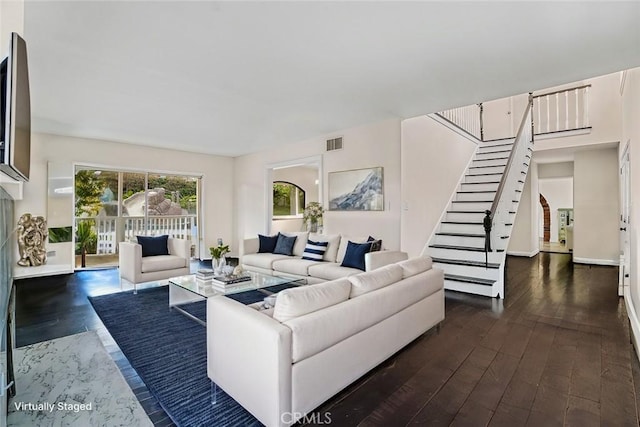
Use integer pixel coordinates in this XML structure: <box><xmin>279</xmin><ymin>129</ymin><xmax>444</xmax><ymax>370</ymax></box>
<box><xmin>0</xmin><ymin>32</ymin><xmax>30</xmax><ymax>182</ymax></box>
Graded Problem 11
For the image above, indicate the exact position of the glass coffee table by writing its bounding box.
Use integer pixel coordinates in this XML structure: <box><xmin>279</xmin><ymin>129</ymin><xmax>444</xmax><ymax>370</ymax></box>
<box><xmin>168</xmin><ymin>272</ymin><xmax>305</xmax><ymax>326</ymax></box>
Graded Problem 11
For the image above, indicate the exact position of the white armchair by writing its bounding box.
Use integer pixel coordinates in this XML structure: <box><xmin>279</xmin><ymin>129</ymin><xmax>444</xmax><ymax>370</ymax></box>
<box><xmin>119</xmin><ymin>237</ymin><xmax>191</xmax><ymax>293</ymax></box>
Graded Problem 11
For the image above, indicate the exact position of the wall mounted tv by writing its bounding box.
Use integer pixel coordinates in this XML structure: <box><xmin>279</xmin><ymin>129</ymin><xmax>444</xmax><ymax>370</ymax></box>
<box><xmin>0</xmin><ymin>32</ymin><xmax>30</xmax><ymax>182</ymax></box>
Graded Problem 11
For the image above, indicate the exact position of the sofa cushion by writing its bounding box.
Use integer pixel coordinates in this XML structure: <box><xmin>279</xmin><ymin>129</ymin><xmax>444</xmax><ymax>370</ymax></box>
<box><xmin>285</xmin><ymin>269</ymin><xmax>441</xmax><ymax>362</ymax></box>
<box><xmin>308</xmin><ymin>233</ymin><xmax>341</xmax><ymax>262</ymax></box>
<box><xmin>307</xmin><ymin>263</ymin><xmax>361</xmax><ymax>281</ymax></box>
<box><xmin>273</xmin><ymin>279</ymin><xmax>351</xmax><ymax>323</ymax></box>
<box><xmin>336</xmin><ymin>235</ymin><xmax>368</xmax><ymax>264</ymax></box>
<box><xmin>398</xmin><ymin>256</ymin><xmax>433</xmax><ymax>278</ymax></box>
<box><xmin>301</xmin><ymin>240</ymin><xmax>328</xmax><ymax>261</ymax></box>
<box><xmin>280</xmin><ymin>232</ymin><xmax>309</xmax><ymax>257</ymax></box>
<box><xmin>341</xmin><ymin>241</ymin><xmax>373</xmax><ymax>271</ymax></box>
<box><xmin>348</xmin><ymin>264</ymin><xmax>403</xmax><ymax>298</ymax></box>
<box><xmin>272</xmin><ymin>258</ymin><xmax>319</xmax><ymax>277</ymax></box>
<box><xmin>258</xmin><ymin>234</ymin><xmax>279</xmax><ymax>253</ymax></box>
<box><xmin>273</xmin><ymin>233</ymin><xmax>297</xmax><ymax>256</ymax></box>
<box><xmin>141</xmin><ymin>254</ymin><xmax>186</xmax><ymax>273</ymax></box>
<box><xmin>242</xmin><ymin>253</ymin><xmax>290</xmax><ymax>270</ymax></box>
<box><xmin>137</xmin><ymin>235</ymin><xmax>169</xmax><ymax>257</ymax></box>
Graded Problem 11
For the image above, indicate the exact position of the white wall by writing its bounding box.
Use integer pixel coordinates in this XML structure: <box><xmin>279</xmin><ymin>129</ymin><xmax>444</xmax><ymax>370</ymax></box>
<box><xmin>573</xmin><ymin>147</ymin><xmax>619</xmax><ymax>264</ymax></box>
<box><xmin>483</xmin><ymin>94</ymin><xmax>530</xmax><ymax>141</ymax></box>
<box><xmin>234</xmin><ymin>119</ymin><xmax>401</xmax><ymax>254</ymax></box>
<box><xmin>538</xmin><ymin>177</ymin><xmax>573</xmax><ymax>243</ymax></box>
<box><xmin>508</xmin><ymin>164</ymin><xmax>539</xmax><ymax>256</ymax></box>
<box><xmin>400</xmin><ymin>115</ymin><xmax>476</xmax><ymax>258</ymax></box>
<box><xmin>0</xmin><ymin>0</ymin><xmax>24</xmax><ymax>54</ymax></box>
<box><xmin>538</xmin><ymin>162</ymin><xmax>574</xmax><ymax>179</ymax></box>
<box><xmin>621</xmin><ymin>67</ymin><xmax>640</xmax><ymax>355</ymax></box>
<box><xmin>15</xmin><ymin>132</ymin><xmax>235</xmax><ymax>265</ymax></box>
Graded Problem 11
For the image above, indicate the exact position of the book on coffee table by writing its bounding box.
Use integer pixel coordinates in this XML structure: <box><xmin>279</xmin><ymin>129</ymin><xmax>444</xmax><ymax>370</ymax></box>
<box><xmin>211</xmin><ymin>274</ymin><xmax>252</xmax><ymax>286</ymax></box>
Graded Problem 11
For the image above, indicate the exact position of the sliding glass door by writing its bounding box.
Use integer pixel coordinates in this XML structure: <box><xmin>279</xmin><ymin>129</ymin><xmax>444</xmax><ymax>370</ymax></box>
<box><xmin>74</xmin><ymin>167</ymin><xmax>200</xmax><ymax>268</ymax></box>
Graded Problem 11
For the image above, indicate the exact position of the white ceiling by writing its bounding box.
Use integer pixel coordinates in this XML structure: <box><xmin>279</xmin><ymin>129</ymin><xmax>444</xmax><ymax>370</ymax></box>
<box><xmin>21</xmin><ymin>1</ymin><xmax>640</xmax><ymax>157</ymax></box>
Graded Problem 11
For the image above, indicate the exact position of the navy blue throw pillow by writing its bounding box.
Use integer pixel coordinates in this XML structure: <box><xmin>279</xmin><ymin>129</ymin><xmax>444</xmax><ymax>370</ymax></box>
<box><xmin>341</xmin><ymin>240</ymin><xmax>373</xmax><ymax>271</ymax></box>
<box><xmin>137</xmin><ymin>235</ymin><xmax>169</xmax><ymax>257</ymax></box>
<box><xmin>273</xmin><ymin>233</ymin><xmax>297</xmax><ymax>256</ymax></box>
<box><xmin>302</xmin><ymin>239</ymin><xmax>329</xmax><ymax>261</ymax></box>
<box><xmin>258</xmin><ymin>234</ymin><xmax>279</xmax><ymax>253</ymax></box>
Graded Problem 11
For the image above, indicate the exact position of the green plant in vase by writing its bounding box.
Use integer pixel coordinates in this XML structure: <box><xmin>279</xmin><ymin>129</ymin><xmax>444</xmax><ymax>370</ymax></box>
<box><xmin>209</xmin><ymin>244</ymin><xmax>230</xmax><ymax>274</ymax></box>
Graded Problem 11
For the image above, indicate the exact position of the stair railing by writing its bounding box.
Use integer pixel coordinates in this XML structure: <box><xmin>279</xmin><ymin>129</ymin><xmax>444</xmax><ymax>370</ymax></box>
<box><xmin>436</xmin><ymin>103</ymin><xmax>484</xmax><ymax>141</ymax></box>
<box><xmin>484</xmin><ymin>94</ymin><xmax>534</xmax><ymax>267</ymax></box>
<box><xmin>532</xmin><ymin>84</ymin><xmax>590</xmax><ymax>135</ymax></box>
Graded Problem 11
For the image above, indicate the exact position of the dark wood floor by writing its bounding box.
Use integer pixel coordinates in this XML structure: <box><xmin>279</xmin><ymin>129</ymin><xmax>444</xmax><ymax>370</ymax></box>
<box><xmin>14</xmin><ymin>253</ymin><xmax>640</xmax><ymax>426</ymax></box>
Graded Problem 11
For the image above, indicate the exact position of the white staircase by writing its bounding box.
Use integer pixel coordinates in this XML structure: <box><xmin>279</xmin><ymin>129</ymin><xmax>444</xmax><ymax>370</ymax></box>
<box><xmin>425</xmin><ymin>99</ymin><xmax>534</xmax><ymax>298</ymax></box>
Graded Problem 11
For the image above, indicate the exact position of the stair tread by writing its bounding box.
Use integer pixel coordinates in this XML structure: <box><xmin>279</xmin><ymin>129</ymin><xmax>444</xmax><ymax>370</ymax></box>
<box><xmin>445</xmin><ymin>274</ymin><xmax>496</xmax><ymax>286</ymax></box>
<box><xmin>447</xmin><ymin>210</ymin><xmax>486</xmax><ymax>214</ymax></box>
<box><xmin>442</xmin><ymin>221</ymin><xmax>483</xmax><ymax>225</ymax></box>
<box><xmin>457</xmin><ymin>190</ymin><xmax>497</xmax><ymax>194</ymax></box>
<box><xmin>452</xmin><ymin>200</ymin><xmax>493</xmax><ymax>203</ymax></box>
<box><xmin>433</xmin><ymin>258</ymin><xmax>500</xmax><ymax>269</ymax></box>
<box><xmin>461</xmin><ymin>181</ymin><xmax>501</xmax><ymax>185</ymax></box>
<box><xmin>435</xmin><ymin>232</ymin><xmax>485</xmax><ymax>238</ymax></box>
<box><xmin>429</xmin><ymin>244</ymin><xmax>485</xmax><ymax>252</ymax></box>
<box><xmin>466</xmin><ymin>173</ymin><xmax>505</xmax><ymax>177</ymax></box>
<box><xmin>474</xmin><ymin>157</ymin><xmax>510</xmax><ymax>161</ymax></box>
<box><xmin>477</xmin><ymin>149</ymin><xmax>512</xmax><ymax>154</ymax></box>
<box><xmin>469</xmin><ymin>165</ymin><xmax>506</xmax><ymax>169</ymax></box>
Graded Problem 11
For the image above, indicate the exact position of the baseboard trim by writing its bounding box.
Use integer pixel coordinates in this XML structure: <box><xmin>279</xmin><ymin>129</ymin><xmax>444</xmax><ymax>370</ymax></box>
<box><xmin>507</xmin><ymin>249</ymin><xmax>539</xmax><ymax>257</ymax></box>
<box><xmin>624</xmin><ymin>287</ymin><xmax>640</xmax><ymax>363</ymax></box>
<box><xmin>572</xmin><ymin>257</ymin><xmax>619</xmax><ymax>266</ymax></box>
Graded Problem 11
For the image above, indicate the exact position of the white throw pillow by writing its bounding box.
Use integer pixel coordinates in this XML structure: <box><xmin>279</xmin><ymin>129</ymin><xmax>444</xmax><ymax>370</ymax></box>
<box><xmin>348</xmin><ymin>264</ymin><xmax>403</xmax><ymax>298</ymax></box>
<box><xmin>273</xmin><ymin>279</ymin><xmax>351</xmax><ymax>322</ymax></box>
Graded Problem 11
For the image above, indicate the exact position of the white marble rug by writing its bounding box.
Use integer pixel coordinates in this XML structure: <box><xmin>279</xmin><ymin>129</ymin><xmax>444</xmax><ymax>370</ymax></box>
<box><xmin>8</xmin><ymin>331</ymin><xmax>153</xmax><ymax>427</ymax></box>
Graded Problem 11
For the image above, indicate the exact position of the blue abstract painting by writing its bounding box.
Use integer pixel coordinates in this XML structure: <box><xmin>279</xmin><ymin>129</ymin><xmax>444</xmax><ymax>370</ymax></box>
<box><xmin>328</xmin><ymin>167</ymin><xmax>384</xmax><ymax>211</ymax></box>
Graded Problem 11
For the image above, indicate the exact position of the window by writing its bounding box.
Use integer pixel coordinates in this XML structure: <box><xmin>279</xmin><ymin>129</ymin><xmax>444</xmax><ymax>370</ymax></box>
<box><xmin>273</xmin><ymin>181</ymin><xmax>305</xmax><ymax>217</ymax></box>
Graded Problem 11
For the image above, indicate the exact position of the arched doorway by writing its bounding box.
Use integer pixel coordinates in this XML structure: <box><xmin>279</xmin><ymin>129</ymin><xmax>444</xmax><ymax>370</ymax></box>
<box><xmin>539</xmin><ymin>193</ymin><xmax>550</xmax><ymax>242</ymax></box>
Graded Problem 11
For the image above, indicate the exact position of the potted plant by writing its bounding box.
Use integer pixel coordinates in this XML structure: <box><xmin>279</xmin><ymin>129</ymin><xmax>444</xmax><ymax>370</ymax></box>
<box><xmin>303</xmin><ymin>202</ymin><xmax>324</xmax><ymax>232</ymax></box>
<box><xmin>210</xmin><ymin>244</ymin><xmax>230</xmax><ymax>275</ymax></box>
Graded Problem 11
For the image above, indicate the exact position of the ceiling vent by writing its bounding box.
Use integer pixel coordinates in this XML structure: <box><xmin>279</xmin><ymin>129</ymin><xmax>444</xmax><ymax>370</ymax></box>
<box><xmin>326</xmin><ymin>137</ymin><xmax>343</xmax><ymax>152</ymax></box>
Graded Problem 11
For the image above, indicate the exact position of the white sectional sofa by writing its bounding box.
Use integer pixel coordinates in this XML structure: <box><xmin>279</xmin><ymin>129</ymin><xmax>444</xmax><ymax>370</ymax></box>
<box><xmin>207</xmin><ymin>255</ymin><xmax>444</xmax><ymax>427</ymax></box>
<box><xmin>241</xmin><ymin>231</ymin><xmax>409</xmax><ymax>283</ymax></box>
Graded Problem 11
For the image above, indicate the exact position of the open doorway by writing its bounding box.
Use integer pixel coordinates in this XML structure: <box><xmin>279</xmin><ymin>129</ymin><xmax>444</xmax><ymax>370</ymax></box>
<box><xmin>538</xmin><ymin>177</ymin><xmax>573</xmax><ymax>253</ymax></box>
<box><xmin>266</xmin><ymin>156</ymin><xmax>322</xmax><ymax>234</ymax></box>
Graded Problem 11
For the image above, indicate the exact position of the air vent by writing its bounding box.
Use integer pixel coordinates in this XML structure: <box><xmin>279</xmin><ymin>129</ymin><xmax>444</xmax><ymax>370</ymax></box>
<box><xmin>326</xmin><ymin>137</ymin><xmax>343</xmax><ymax>152</ymax></box>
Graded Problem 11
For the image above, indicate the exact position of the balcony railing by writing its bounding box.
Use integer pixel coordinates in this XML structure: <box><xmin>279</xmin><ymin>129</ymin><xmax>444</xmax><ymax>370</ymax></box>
<box><xmin>77</xmin><ymin>215</ymin><xmax>196</xmax><ymax>255</ymax></box>
<box><xmin>436</xmin><ymin>103</ymin><xmax>483</xmax><ymax>141</ymax></box>
<box><xmin>533</xmin><ymin>85</ymin><xmax>590</xmax><ymax>135</ymax></box>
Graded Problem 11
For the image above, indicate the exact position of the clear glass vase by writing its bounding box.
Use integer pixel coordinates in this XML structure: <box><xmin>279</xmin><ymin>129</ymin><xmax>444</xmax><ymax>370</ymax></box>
<box><xmin>213</xmin><ymin>256</ymin><xmax>227</xmax><ymax>275</ymax></box>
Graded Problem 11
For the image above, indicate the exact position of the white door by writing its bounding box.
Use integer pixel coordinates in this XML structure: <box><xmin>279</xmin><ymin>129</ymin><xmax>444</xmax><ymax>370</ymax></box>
<box><xmin>619</xmin><ymin>144</ymin><xmax>631</xmax><ymax>296</ymax></box>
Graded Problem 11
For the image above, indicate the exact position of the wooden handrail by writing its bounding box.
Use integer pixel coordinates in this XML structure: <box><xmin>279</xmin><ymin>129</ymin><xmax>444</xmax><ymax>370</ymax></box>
<box><xmin>532</xmin><ymin>84</ymin><xmax>591</xmax><ymax>99</ymax></box>
<box><xmin>489</xmin><ymin>94</ymin><xmax>533</xmax><ymax>217</ymax></box>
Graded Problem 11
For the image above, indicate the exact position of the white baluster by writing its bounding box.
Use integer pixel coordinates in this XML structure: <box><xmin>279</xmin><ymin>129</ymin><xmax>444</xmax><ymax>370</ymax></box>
<box><xmin>555</xmin><ymin>92</ymin><xmax>560</xmax><ymax>132</ymax></box>
<box><xmin>564</xmin><ymin>91</ymin><xmax>569</xmax><ymax>131</ymax></box>
<box><xmin>546</xmin><ymin>95</ymin><xmax>550</xmax><ymax>133</ymax></box>
<box><xmin>575</xmin><ymin>88</ymin><xmax>579</xmax><ymax>129</ymax></box>
<box><xmin>583</xmin><ymin>86</ymin><xmax>589</xmax><ymax>128</ymax></box>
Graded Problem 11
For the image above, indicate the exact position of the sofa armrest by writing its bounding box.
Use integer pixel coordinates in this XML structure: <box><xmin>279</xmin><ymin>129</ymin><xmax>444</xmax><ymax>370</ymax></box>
<box><xmin>168</xmin><ymin>237</ymin><xmax>190</xmax><ymax>260</ymax></box>
<box><xmin>119</xmin><ymin>242</ymin><xmax>142</xmax><ymax>282</ymax></box>
<box><xmin>365</xmin><ymin>250</ymin><xmax>409</xmax><ymax>271</ymax></box>
<box><xmin>207</xmin><ymin>297</ymin><xmax>292</xmax><ymax>427</ymax></box>
<box><xmin>242</xmin><ymin>237</ymin><xmax>259</xmax><ymax>257</ymax></box>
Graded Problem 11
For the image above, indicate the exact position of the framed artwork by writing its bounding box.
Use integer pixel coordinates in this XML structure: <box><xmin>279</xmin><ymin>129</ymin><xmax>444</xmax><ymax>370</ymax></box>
<box><xmin>328</xmin><ymin>167</ymin><xmax>384</xmax><ymax>211</ymax></box>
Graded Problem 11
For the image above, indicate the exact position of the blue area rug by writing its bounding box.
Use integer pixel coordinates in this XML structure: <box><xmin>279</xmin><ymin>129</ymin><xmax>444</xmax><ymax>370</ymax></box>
<box><xmin>89</xmin><ymin>287</ymin><xmax>262</xmax><ymax>427</ymax></box>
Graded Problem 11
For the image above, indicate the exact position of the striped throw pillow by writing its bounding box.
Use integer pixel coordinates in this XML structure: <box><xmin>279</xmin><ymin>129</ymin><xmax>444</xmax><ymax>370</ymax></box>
<box><xmin>302</xmin><ymin>239</ymin><xmax>329</xmax><ymax>261</ymax></box>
